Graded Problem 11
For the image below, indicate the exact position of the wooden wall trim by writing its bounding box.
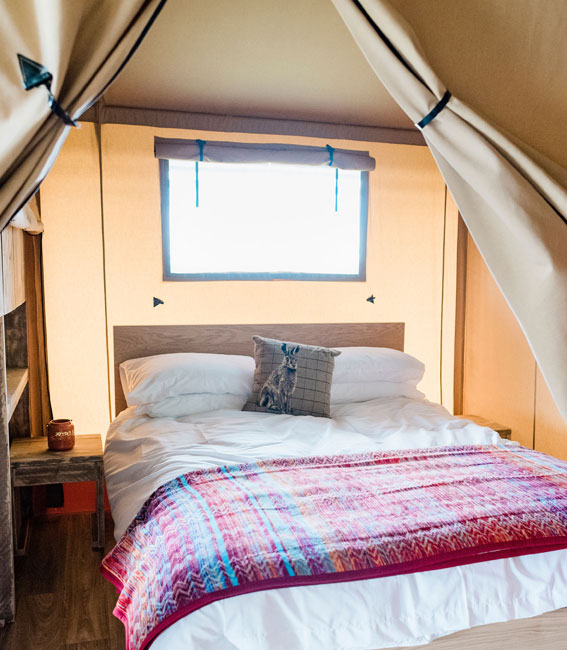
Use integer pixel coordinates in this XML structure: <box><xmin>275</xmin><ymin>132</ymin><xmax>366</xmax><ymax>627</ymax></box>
<box><xmin>453</xmin><ymin>215</ymin><xmax>468</xmax><ymax>415</ymax></box>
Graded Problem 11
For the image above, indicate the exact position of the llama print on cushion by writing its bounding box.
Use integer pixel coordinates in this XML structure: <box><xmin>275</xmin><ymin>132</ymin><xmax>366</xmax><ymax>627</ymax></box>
<box><xmin>258</xmin><ymin>343</ymin><xmax>300</xmax><ymax>413</ymax></box>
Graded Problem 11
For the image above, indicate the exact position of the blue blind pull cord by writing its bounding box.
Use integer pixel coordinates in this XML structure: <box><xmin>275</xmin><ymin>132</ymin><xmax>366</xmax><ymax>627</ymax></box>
<box><xmin>326</xmin><ymin>144</ymin><xmax>338</xmax><ymax>212</ymax></box>
<box><xmin>195</xmin><ymin>139</ymin><xmax>206</xmax><ymax>208</ymax></box>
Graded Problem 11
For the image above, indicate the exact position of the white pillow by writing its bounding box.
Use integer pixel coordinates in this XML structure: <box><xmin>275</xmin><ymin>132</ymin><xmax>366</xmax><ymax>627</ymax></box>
<box><xmin>333</xmin><ymin>347</ymin><xmax>425</xmax><ymax>384</ymax></box>
<box><xmin>331</xmin><ymin>380</ymin><xmax>425</xmax><ymax>404</ymax></box>
<box><xmin>135</xmin><ymin>393</ymin><xmax>248</xmax><ymax>418</ymax></box>
<box><xmin>120</xmin><ymin>353</ymin><xmax>255</xmax><ymax>406</ymax></box>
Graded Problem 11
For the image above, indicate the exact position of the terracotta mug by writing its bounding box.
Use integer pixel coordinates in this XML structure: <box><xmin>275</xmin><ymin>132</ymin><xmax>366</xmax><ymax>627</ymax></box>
<box><xmin>47</xmin><ymin>419</ymin><xmax>75</xmax><ymax>451</ymax></box>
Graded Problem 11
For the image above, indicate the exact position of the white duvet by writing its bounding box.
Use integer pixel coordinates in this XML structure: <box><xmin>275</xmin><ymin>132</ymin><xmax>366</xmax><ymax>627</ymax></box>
<box><xmin>104</xmin><ymin>397</ymin><xmax>567</xmax><ymax>650</ymax></box>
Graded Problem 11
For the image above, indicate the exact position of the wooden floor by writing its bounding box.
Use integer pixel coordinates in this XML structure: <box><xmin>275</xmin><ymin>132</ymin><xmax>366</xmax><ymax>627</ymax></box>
<box><xmin>0</xmin><ymin>514</ymin><xmax>124</xmax><ymax>650</ymax></box>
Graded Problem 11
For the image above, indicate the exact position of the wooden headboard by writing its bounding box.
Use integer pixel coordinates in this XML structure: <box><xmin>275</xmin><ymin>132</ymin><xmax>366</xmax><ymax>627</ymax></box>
<box><xmin>113</xmin><ymin>322</ymin><xmax>404</xmax><ymax>414</ymax></box>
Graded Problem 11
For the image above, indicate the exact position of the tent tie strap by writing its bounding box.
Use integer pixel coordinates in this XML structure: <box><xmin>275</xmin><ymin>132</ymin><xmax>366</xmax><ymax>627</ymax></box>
<box><xmin>47</xmin><ymin>93</ymin><xmax>77</xmax><ymax>127</ymax></box>
<box><xmin>416</xmin><ymin>90</ymin><xmax>451</xmax><ymax>129</ymax></box>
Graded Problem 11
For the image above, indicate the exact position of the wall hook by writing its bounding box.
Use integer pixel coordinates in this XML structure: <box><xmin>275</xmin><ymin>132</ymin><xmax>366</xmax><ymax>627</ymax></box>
<box><xmin>366</xmin><ymin>295</ymin><xmax>375</xmax><ymax>304</ymax></box>
<box><xmin>153</xmin><ymin>297</ymin><xmax>164</xmax><ymax>307</ymax></box>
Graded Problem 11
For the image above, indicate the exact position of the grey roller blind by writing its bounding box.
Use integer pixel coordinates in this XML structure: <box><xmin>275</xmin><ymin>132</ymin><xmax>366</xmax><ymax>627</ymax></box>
<box><xmin>154</xmin><ymin>137</ymin><xmax>375</xmax><ymax>171</ymax></box>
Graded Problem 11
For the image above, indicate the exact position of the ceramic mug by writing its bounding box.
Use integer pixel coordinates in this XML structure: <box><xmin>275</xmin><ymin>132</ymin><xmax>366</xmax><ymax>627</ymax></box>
<box><xmin>47</xmin><ymin>418</ymin><xmax>75</xmax><ymax>451</ymax></box>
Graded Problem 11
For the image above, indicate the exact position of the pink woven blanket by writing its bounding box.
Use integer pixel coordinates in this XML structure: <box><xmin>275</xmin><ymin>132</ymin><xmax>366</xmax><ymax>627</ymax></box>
<box><xmin>101</xmin><ymin>445</ymin><xmax>567</xmax><ymax>650</ymax></box>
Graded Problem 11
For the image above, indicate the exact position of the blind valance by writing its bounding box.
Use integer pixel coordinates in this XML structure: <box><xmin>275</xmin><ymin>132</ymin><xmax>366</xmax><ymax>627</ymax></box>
<box><xmin>154</xmin><ymin>137</ymin><xmax>375</xmax><ymax>171</ymax></box>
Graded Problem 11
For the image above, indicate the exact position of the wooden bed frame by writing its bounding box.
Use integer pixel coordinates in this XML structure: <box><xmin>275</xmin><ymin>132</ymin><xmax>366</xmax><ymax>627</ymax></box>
<box><xmin>113</xmin><ymin>322</ymin><xmax>405</xmax><ymax>414</ymax></box>
<box><xmin>112</xmin><ymin>322</ymin><xmax>566</xmax><ymax>650</ymax></box>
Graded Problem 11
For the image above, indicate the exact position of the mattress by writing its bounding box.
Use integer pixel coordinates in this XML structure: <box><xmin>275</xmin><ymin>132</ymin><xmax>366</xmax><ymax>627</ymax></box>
<box><xmin>104</xmin><ymin>397</ymin><xmax>567</xmax><ymax>650</ymax></box>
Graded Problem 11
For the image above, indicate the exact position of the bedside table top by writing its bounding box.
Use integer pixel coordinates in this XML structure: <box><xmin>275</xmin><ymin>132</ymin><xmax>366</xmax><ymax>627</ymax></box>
<box><xmin>10</xmin><ymin>433</ymin><xmax>103</xmax><ymax>467</ymax></box>
<box><xmin>458</xmin><ymin>415</ymin><xmax>511</xmax><ymax>436</ymax></box>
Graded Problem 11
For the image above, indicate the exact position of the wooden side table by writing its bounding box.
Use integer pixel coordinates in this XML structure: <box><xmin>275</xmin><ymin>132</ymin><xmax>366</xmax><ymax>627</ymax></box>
<box><xmin>458</xmin><ymin>415</ymin><xmax>512</xmax><ymax>440</ymax></box>
<box><xmin>10</xmin><ymin>434</ymin><xmax>105</xmax><ymax>553</ymax></box>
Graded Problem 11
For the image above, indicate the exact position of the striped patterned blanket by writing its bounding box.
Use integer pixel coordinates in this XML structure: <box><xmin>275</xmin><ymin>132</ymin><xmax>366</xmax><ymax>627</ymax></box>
<box><xmin>101</xmin><ymin>445</ymin><xmax>567</xmax><ymax>650</ymax></box>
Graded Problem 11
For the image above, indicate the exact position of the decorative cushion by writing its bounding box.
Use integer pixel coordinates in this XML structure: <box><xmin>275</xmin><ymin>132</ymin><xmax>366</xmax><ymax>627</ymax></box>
<box><xmin>243</xmin><ymin>336</ymin><xmax>340</xmax><ymax>417</ymax></box>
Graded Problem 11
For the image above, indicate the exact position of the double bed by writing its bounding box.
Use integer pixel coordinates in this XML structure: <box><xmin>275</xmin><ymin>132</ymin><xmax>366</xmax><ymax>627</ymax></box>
<box><xmin>103</xmin><ymin>323</ymin><xmax>567</xmax><ymax>650</ymax></box>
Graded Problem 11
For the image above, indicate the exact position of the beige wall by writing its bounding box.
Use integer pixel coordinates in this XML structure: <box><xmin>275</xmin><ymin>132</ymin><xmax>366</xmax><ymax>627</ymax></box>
<box><xmin>462</xmin><ymin>234</ymin><xmax>567</xmax><ymax>457</ymax></box>
<box><xmin>41</xmin><ymin>124</ymin><xmax>110</xmax><ymax>435</ymax></box>
<box><xmin>41</xmin><ymin>123</ymin><xmax>457</xmax><ymax>435</ymax></box>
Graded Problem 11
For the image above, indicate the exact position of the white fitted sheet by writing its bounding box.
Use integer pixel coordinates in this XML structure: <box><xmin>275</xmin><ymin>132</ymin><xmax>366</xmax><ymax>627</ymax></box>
<box><xmin>104</xmin><ymin>397</ymin><xmax>567</xmax><ymax>650</ymax></box>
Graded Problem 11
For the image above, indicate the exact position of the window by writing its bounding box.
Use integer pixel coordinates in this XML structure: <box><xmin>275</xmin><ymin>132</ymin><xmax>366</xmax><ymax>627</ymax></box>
<box><xmin>157</xmin><ymin>139</ymin><xmax>373</xmax><ymax>281</ymax></box>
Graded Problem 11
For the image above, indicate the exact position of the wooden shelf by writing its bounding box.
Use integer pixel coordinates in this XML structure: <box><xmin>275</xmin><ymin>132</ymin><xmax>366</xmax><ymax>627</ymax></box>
<box><xmin>6</xmin><ymin>367</ymin><xmax>29</xmax><ymax>420</ymax></box>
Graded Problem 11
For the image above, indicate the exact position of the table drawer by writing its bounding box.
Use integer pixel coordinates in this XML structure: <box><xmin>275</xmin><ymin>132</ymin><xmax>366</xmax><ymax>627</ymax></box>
<box><xmin>12</xmin><ymin>461</ymin><xmax>101</xmax><ymax>486</ymax></box>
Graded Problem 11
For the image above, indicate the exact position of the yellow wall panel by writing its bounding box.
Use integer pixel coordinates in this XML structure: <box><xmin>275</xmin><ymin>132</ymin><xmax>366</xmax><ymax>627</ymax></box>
<box><xmin>41</xmin><ymin>124</ymin><xmax>110</xmax><ymax>435</ymax></box>
<box><xmin>462</xmin><ymin>233</ymin><xmax>567</xmax><ymax>456</ymax></box>
<box><xmin>462</xmin><ymin>235</ymin><xmax>536</xmax><ymax>448</ymax></box>
<box><xmin>535</xmin><ymin>368</ymin><xmax>567</xmax><ymax>459</ymax></box>
<box><xmin>441</xmin><ymin>192</ymin><xmax>459</xmax><ymax>414</ymax></box>
<box><xmin>101</xmin><ymin>125</ymin><xmax>452</xmax><ymax>408</ymax></box>
<box><xmin>42</xmin><ymin>123</ymin><xmax>456</xmax><ymax>430</ymax></box>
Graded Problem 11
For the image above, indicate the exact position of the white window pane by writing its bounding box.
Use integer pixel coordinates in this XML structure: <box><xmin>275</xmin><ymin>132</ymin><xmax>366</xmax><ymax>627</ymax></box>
<box><xmin>167</xmin><ymin>161</ymin><xmax>363</xmax><ymax>277</ymax></box>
